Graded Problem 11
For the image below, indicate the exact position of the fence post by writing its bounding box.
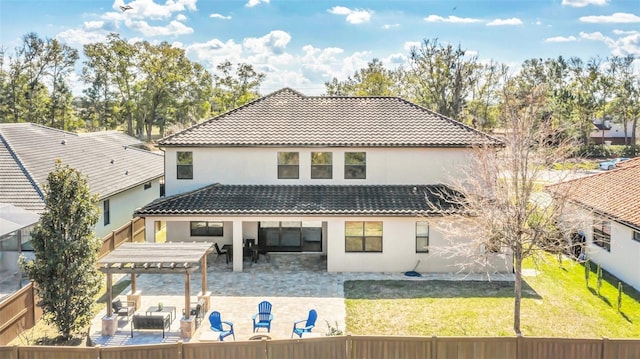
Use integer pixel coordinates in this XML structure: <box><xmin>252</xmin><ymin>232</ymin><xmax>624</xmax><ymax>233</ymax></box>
<box><xmin>601</xmin><ymin>337</ymin><xmax>608</xmax><ymax>359</ymax></box>
<box><xmin>94</xmin><ymin>344</ymin><xmax>100</xmax><ymax>359</ymax></box>
<box><xmin>516</xmin><ymin>335</ymin><xmax>523</xmax><ymax>359</ymax></box>
<box><xmin>177</xmin><ymin>340</ymin><xmax>183</xmax><ymax>359</ymax></box>
<box><xmin>431</xmin><ymin>335</ymin><xmax>437</xmax><ymax>359</ymax></box>
<box><xmin>346</xmin><ymin>335</ymin><xmax>352</xmax><ymax>359</ymax></box>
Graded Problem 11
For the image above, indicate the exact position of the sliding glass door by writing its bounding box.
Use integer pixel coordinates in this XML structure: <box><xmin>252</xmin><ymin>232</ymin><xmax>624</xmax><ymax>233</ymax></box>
<box><xmin>259</xmin><ymin>221</ymin><xmax>322</xmax><ymax>252</ymax></box>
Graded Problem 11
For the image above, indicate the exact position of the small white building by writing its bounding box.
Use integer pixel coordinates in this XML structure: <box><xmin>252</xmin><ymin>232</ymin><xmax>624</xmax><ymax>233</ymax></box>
<box><xmin>556</xmin><ymin>157</ymin><xmax>640</xmax><ymax>291</ymax></box>
<box><xmin>136</xmin><ymin>88</ymin><xmax>512</xmax><ymax>274</ymax></box>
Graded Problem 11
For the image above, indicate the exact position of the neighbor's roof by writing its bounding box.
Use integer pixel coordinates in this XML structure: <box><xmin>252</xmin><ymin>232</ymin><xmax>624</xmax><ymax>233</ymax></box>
<box><xmin>0</xmin><ymin>203</ymin><xmax>39</xmax><ymax>236</ymax></box>
<box><xmin>159</xmin><ymin>88</ymin><xmax>501</xmax><ymax>148</ymax></box>
<box><xmin>135</xmin><ymin>183</ymin><xmax>463</xmax><ymax>217</ymax></box>
<box><xmin>0</xmin><ymin>123</ymin><xmax>164</xmax><ymax>213</ymax></box>
<box><xmin>552</xmin><ymin>157</ymin><xmax>640</xmax><ymax>230</ymax></box>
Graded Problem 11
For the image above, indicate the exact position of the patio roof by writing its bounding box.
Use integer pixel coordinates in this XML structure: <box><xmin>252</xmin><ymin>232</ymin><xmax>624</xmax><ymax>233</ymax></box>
<box><xmin>98</xmin><ymin>242</ymin><xmax>213</xmax><ymax>274</ymax></box>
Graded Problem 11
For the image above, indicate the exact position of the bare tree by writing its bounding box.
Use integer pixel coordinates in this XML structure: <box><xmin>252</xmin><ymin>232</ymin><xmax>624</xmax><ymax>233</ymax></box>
<box><xmin>440</xmin><ymin>75</ymin><xmax>581</xmax><ymax>335</ymax></box>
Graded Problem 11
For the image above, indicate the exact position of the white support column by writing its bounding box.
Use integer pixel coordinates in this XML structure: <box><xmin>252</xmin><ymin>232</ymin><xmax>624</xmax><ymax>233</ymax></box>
<box><xmin>232</xmin><ymin>220</ymin><xmax>243</xmax><ymax>272</ymax></box>
<box><xmin>144</xmin><ymin>217</ymin><xmax>156</xmax><ymax>242</ymax></box>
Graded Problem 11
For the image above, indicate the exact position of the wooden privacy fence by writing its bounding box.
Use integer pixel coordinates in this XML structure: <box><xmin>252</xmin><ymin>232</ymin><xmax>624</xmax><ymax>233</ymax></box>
<box><xmin>0</xmin><ymin>217</ymin><xmax>145</xmax><ymax>345</ymax></box>
<box><xmin>1</xmin><ymin>335</ymin><xmax>640</xmax><ymax>359</ymax></box>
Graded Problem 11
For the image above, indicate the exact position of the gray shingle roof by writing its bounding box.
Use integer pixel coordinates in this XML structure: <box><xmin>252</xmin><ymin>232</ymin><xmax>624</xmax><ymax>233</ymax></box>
<box><xmin>159</xmin><ymin>88</ymin><xmax>501</xmax><ymax>147</ymax></box>
<box><xmin>135</xmin><ymin>184</ymin><xmax>463</xmax><ymax>216</ymax></box>
<box><xmin>0</xmin><ymin>124</ymin><xmax>164</xmax><ymax>211</ymax></box>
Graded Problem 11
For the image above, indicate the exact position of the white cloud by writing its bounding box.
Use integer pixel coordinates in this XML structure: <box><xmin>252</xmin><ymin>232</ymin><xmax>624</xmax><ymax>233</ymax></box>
<box><xmin>243</xmin><ymin>30</ymin><xmax>291</xmax><ymax>55</ymax></box>
<box><xmin>580</xmin><ymin>13</ymin><xmax>640</xmax><ymax>23</ymax></box>
<box><xmin>545</xmin><ymin>35</ymin><xmax>578</xmax><ymax>42</ymax></box>
<box><xmin>424</xmin><ymin>15</ymin><xmax>482</xmax><ymax>24</ymax></box>
<box><xmin>110</xmin><ymin>0</ymin><xmax>197</xmax><ymax>20</ymax></box>
<box><xmin>383</xmin><ymin>24</ymin><xmax>400</xmax><ymax>30</ymax></box>
<box><xmin>385</xmin><ymin>53</ymin><xmax>407</xmax><ymax>65</ymax></box>
<box><xmin>613</xmin><ymin>29</ymin><xmax>640</xmax><ymax>35</ymax></box>
<box><xmin>127</xmin><ymin>19</ymin><xmax>193</xmax><ymax>36</ymax></box>
<box><xmin>56</xmin><ymin>28</ymin><xmax>108</xmax><ymax>46</ymax></box>
<box><xmin>487</xmin><ymin>18</ymin><xmax>523</xmax><ymax>26</ymax></box>
<box><xmin>328</xmin><ymin>6</ymin><xmax>373</xmax><ymax>24</ymax></box>
<box><xmin>210</xmin><ymin>13</ymin><xmax>232</xmax><ymax>20</ymax></box>
<box><xmin>176</xmin><ymin>14</ymin><xmax>187</xmax><ymax>21</ymax></box>
<box><xmin>403</xmin><ymin>41</ymin><xmax>421</xmax><ymax>51</ymax></box>
<box><xmin>580</xmin><ymin>31</ymin><xmax>640</xmax><ymax>56</ymax></box>
<box><xmin>84</xmin><ymin>21</ymin><xmax>105</xmax><ymax>30</ymax></box>
<box><xmin>246</xmin><ymin>0</ymin><xmax>269</xmax><ymax>8</ymax></box>
<box><xmin>562</xmin><ymin>0</ymin><xmax>609</xmax><ymax>7</ymax></box>
<box><xmin>186</xmin><ymin>38</ymin><xmax>244</xmax><ymax>66</ymax></box>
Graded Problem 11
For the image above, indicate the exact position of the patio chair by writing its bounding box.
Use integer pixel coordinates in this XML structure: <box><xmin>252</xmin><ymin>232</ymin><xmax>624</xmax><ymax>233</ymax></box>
<box><xmin>208</xmin><ymin>311</ymin><xmax>235</xmax><ymax>341</ymax></box>
<box><xmin>214</xmin><ymin>243</ymin><xmax>229</xmax><ymax>264</ymax></box>
<box><xmin>252</xmin><ymin>300</ymin><xmax>274</xmax><ymax>332</ymax></box>
<box><xmin>291</xmin><ymin>309</ymin><xmax>317</xmax><ymax>338</ymax></box>
<box><xmin>112</xmin><ymin>298</ymin><xmax>135</xmax><ymax>321</ymax></box>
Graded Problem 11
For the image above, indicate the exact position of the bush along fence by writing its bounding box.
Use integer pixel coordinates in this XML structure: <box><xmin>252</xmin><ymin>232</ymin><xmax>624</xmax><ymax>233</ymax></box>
<box><xmin>1</xmin><ymin>335</ymin><xmax>640</xmax><ymax>359</ymax></box>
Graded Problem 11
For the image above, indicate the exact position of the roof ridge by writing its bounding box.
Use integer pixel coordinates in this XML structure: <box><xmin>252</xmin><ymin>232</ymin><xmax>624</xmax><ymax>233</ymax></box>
<box><xmin>0</xmin><ymin>132</ymin><xmax>45</xmax><ymax>201</ymax></box>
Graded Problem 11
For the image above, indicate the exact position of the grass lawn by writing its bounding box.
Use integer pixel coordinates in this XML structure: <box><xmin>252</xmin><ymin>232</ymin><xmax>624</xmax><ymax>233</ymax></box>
<box><xmin>345</xmin><ymin>254</ymin><xmax>640</xmax><ymax>338</ymax></box>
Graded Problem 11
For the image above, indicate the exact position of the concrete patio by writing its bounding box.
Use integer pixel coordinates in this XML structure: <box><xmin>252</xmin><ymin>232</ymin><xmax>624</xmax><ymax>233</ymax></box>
<box><xmin>89</xmin><ymin>253</ymin><xmax>514</xmax><ymax>346</ymax></box>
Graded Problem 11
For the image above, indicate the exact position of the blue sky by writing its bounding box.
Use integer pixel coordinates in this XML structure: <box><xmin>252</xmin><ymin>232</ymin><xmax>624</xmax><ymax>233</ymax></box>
<box><xmin>1</xmin><ymin>0</ymin><xmax>639</xmax><ymax>95</ymax></box>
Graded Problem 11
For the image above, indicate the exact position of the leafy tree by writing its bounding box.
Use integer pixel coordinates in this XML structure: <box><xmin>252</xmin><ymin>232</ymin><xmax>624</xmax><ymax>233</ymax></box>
<box><xmin>20</xmin><ymin>160</ymin><xmax>102</xmax><ymax>341</ymax></box>
<box><xmin>324</xmin><ymin>58</ymin><xmax>405</xmax><ymax>97</ymax></box>
<box><xmin>212</xmin><ymin>60</ymin><xmax>264</xmax><ymax>114</ymax></box>
<box><xmin>606</xmin><ymin>55</ymin><xmax>639</xmax><ymax>152</ymax></box>
<box><xmin>462</xmin><ymin>60</ymin><xmax>507</xmax><ymax>131</ymax></box>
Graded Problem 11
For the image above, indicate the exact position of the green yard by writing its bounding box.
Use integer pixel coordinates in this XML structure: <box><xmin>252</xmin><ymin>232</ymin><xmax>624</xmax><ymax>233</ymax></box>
<box><xmin>345</xmin><ymin>255</ymin><xmax>640</xmax><ymax>338</ymax></box>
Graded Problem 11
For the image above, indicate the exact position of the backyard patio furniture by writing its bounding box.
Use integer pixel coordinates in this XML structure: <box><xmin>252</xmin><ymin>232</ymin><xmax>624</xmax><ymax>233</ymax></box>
<box><xmin>214</xmin><ymin>243</ymin><xmax>229</xmax><ymax>264</ymax></box>
<box><xmin>189</xmin><ymin>299</ymin><xmax>205</xmax><ymax>328</ymax></box>
<box><xmin>111</xmin><ymin>298</ymin><xmax>135</xmax><ymax>321</ymax></box>
<box><xmin>252</xmin><ymin>300</ymin><xmax>274</xmax><ymax>333</ymax></box>
<box><xmin>291</xmin><ymin>309</ymin><xmax>317</xmax><ymax>338</ymax></box>
<box><xmin>209</xmin><ymin>311</ymin><xmax>235</xmax><ymax>341</ymax></box>
<box><xmin>131</xmin><ymin>313</ymin><xmax>171</xmax><ymax>338</ymax></box>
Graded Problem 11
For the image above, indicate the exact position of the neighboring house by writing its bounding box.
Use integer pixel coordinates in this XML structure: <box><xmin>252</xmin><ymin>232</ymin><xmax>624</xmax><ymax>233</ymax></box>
<box><xmin>591</xmin><ymin>119</ymin><xmax>637</xmax><ymax>145</ymax></box>
<box><xmin>136</xmin><ymin>88</ymin><xmax>512</xmax><ymax>273</ymax></box>
<box><xmin>0</xmin><ymin>123</ymin><xmax>164</xmax><ymax>274</ymax></box>
<box><xmin>554</xmin><ymin>157</ymin><xmax>640</xmax><ymax>291</ymax></box>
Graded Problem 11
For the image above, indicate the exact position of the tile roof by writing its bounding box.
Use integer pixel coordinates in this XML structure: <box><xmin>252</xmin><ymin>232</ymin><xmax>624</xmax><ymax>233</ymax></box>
<box><xmin>159</xmin><ymin>88</ymin><xmax>501</xmax><ymax>148</ymax></box>
<box><xmin>552</xmin><ymin>157</ymin><xmax>640</xmax><ymax>230</ymax></box>
<box><xmin>135</xmin><ymin>184</ymin><xmax>464</xmax><ymax>216</ymax></box>
<box><xmin>0</xmin><ymin>124</ymin><xmax>164</xmax><ymax>211</ymax></box>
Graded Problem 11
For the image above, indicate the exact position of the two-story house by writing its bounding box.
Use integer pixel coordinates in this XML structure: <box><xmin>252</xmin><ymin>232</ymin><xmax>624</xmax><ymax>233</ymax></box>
<box><xmin>136</xmin><ymin>88</ymin><xmax>512</xmax><ymax>273</ymax></box>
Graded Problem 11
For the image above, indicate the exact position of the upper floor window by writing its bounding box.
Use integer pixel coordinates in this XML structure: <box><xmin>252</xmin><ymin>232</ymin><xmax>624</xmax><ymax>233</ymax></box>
<box><xmin>345</xmin><ymin>152</ymin><xmax>366</xmax><ymax>179</ymax></box>
<box><xmin>103</xmin><ymin>199</ymin><xmax>110</xmax><ymax>226</ymax></box>
<box><xmin>278</xmin><ymin>152</ymin><xmax>299</xmax><ymax>179</ymax></box>
<box><xmin>593</xmin><ymin>217</ymin><xmax>611</xmax><ymax>252</ymax></box>
<box><xmin>345</xmin><ymin>221</ymin><xmax>382</xmax><ymax>252</ymax></box>
<box><xmin>177</xmin><ymin>151</ymin><xmax>193</xmax><ymax>179</ymax></box>
<box><xmin>190</xmin><ymin>221</ymin><xmax>223</xmax><ymax>236</ymax></box>
<box><xmin>416</xmin><ymin>221</ymin><xmax>429</xmax><ymax>253</ymax></box>
<box><xmin>143</xmin><ymin>182</ymin><xmax>152</xmax><ymax>190</ymax></box>
<box><xmin>311</xmin><ymin>152</ymin><xmax>332</xmax><ymax>179</ymax></box>
<box><xmin>633</xmin><ymin>230</ymin><xmax>640</xmax><ymax>243</ymax></box>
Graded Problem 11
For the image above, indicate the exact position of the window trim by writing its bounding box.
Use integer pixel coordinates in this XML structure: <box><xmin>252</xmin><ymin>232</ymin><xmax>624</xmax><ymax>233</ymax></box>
<box><xmin>344</xmin><ymin>152</ymin><xmax>366</xmax><ymax>179</ymax></box>
<box><xmin>416</xmin><ymin>221</ymin><xmax>429</xmax><ymax>253</ymax></box>
<box><xmin>633</xmin><ymin>230</ymin><xmax>640</xmax><ymax>243</ymax></box>
<box><xmin>103</xmin><ymin>199</ymin><xmax>110</xmax><ymax>226</ymax></box>
<box><xmin>190</xmin><ymin>221</ymin><xmax>224</xmax><ymax>237</ymax></box>
<box><xmin>592</xmin><ymin>217</ymin><xmax>611</xmax><ymax>252</ymax></box>
<box><xmin>143</xmin><ymin>182</ymin><xmax>152</xmax><ymax>190</ymax></box>
<box><xmin>345</xmin><ymin>221</ymin><xmax>382</xmax><ymax>252</ymax></box>
<box><xmin>278</xmin><ymin>152</ymin><xmax>300</xmax><ymax>179</ymax></box>
<box><xmin>177</xmin><ymin>151</ymin><xmax>193</xmax><ymax>180</ymax></box>
<box><xmin>311</xmin><ymin>152</ymin><xmax>333</xmax><ymax>179</ymax></box>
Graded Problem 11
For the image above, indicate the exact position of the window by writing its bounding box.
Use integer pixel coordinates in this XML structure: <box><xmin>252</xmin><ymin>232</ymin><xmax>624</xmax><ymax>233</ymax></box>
<box><xmin>103</xmin><ymin>200</ymin><xmax>110</xmax><ymax>226</ymax></box>
<box><xmin>177</xmin><ymin>151</ymin><xmax>193</xmax><ymax>179</ymax></box>
<box><xmin>190</xmin><ymin>221</ymin><xmax>223</xmax><ymax>236</ymax></box>
<box><xmin>633</xmin><ymin>231</ymin><xmax>640</xmax><ymax>243</ymax></box>
<box><xmin>144</xmin><ymin>182</ymin><xmax>152</xmax><ymax>190</ymax></box>
<box><xmin>278</xmin><ymin>152</ymin><xmax>299</xmax><ymax>179</ymax></box>
<box><xmin>345</xmin><ymin>152</ymin><xmax>366</xmax><ymax>179</ymax></box>
<box><xmin>416</xmin><ymin>221</ymin><xmax>429</xmax><ymax>253</ymax></box>
<box><xmin>311</xmin><ymin>152</ymin><xmax>332</xmax><ymax>179</ymax></box>
<box><xmin>345</xmin><ymin>221</ymin><xmax>382</xmax><ymax>252</ymax></box>
<box><xmin>593</xmin><ymin>217</ymin><xmax>611</xmax><ymax>252</ymax></box>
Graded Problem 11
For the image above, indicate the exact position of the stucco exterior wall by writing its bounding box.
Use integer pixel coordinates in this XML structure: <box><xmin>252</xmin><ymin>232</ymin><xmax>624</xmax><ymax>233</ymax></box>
<box><xmin>163</xmin><ymin>147</ymin><xmax>472</xmax><ymax>196</ymax></box>
<box><xmin>95</xmin><ymin>178</ymin><xmax>162</xmax><ymax>238</ymax></box>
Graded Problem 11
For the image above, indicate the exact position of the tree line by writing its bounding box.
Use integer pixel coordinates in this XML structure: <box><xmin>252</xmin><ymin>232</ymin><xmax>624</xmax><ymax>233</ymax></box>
<box><xmin>1</xmin><ymin>33</ymin><xmax>638</xmax><ymax>150</ymax></box>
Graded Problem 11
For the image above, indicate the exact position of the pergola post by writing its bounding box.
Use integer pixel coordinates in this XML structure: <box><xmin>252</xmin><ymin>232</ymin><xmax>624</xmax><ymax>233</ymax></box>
<box><xmin>184</xmin><ymin>270</ymin><xmax>191</xmax><ymax>317</ymax></box>
<box><xmin>101</xmin><ymin>271</ymin><xmax>117</xmax><ymax>336</ymax></box>
<box><xmin>180</xmin><ymin>270</ymin><xmax>195</xmax><ymax>339</ymax></box>
<box><xmin>106</xmin><ymin>272</ymin><xmax>113</xmax><ymax>316</ymax></box>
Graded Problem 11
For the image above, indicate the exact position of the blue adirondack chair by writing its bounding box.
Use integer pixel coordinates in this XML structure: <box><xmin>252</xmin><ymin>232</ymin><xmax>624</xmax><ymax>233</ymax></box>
<box><xmin>291</xmin><ymin>309</ymin><xmax>317</xmax><ymax>338</ymax></box>
<box><xmin>208</xmin><ymin>311</ymin><xmax>235</xmax><ymax>341</ymax></box>
<box><xmin>252</xmin><ymin>301</ymin><xmax>274</xmax><ymax>332</ymax></box>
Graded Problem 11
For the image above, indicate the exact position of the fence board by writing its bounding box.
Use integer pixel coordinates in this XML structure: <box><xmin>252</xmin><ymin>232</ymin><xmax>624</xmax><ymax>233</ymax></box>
<box><xmin>0</xmin><ymin>346</ymin><xmax>18</xmax><ymax>359</ymax></box>
<box><xmin>101</xmin><ymin>343</ymin><xmax>179</xmax><ymax>359</ymax></box>
<box><xmin>436</xmin><ymin>337</ymin><xmax>517</xmax><ymax>359</ymax></box>
<box><xmin>603</xmin><ymin>339</ymin><xmax>640</xmax><ymax>359</ymax></box>
<box><xmin>183</xmin><ymin>340</ymin><xmax>265</xmax><ymax>359</ymax></box>
<box><xmin>0</xmin><ymin>284</ymin><xmax>36</xmax><ymax>345</ymax></box>
<box><xmin>351</xmin><ymin>335</ymin><xmax>433</xmax><ymax>359</ymax></box>
<box><xmin>17</xmin><ymin>345</ymin><xmax>97</xmax><ymax>359</ymax></box>
<box><xmin>268</xmin><ymin>336</ymin><xmax>347</xmax><ymax>359</ymax></box>
<box><xmin>519</xmin><ymin>337</ymin><xmax>602</xmax><ymax>359</ymax></box>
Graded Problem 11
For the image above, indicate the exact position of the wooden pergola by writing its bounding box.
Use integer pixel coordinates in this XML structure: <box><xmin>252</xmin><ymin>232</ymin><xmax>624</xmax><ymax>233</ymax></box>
<box><xmin>98</xmin><ymin>242</ymin><xmax>213</xmax><ymax>318</ymax></box>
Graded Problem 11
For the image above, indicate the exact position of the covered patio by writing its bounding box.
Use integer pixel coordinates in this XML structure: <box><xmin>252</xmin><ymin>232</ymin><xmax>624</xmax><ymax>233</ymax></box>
<box><xmin>97</xmin><ymin>242</ymin><xmax>213</xmax><ymax>339</ymax></box>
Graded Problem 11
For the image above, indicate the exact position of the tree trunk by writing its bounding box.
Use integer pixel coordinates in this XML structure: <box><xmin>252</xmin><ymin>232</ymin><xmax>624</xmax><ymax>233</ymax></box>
<box><xmin>513</xmin><ymin>248</ymin><xmax>523</xmax><ymax>336</ymax></box>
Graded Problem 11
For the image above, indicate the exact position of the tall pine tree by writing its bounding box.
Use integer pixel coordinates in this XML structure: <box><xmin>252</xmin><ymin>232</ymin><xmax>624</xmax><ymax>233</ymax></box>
<box><xmin>21</xmin><ymin>160</ymin><xmax>102</xmax><ymax>340</ymax></box>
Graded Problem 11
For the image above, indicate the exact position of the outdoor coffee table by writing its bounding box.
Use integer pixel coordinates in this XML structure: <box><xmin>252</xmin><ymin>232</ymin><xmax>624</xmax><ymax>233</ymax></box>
<box><xmin>146</xmin><ymin>306</ymin><xmax>177</xmax><ymax>322</ymax></box>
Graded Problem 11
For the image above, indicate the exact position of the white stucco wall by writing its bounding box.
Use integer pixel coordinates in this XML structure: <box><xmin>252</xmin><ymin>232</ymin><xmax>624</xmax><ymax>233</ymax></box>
<box><xmin>143</xmin><ymin>215</ymin><xmax>512</xmax><ymax>274</ymax></box>
<box><xmin>163</xmin><ymin>147</ymin><xmax>472</xmax><ymax>196</ymax></box>
<box><xmin>95</xmin><ymin>178</ymin><xmax>162</xmax><ymax>238</ymax></box>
